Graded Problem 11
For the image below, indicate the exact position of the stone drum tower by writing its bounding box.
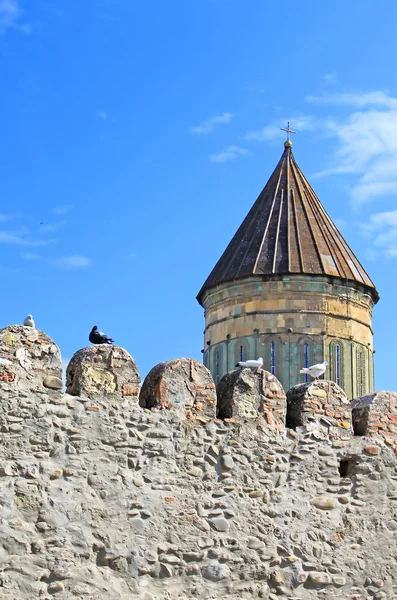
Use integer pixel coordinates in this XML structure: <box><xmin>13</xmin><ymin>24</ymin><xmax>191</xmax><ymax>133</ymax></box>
<box><xmin>197</xmin><ymin>134</ymin><xmax>379</xmax><ymax>398</ymax></box>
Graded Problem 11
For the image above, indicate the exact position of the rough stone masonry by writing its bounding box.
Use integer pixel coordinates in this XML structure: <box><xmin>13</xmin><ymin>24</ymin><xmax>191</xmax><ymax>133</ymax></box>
<box><xmin>0</xmin><ymin>325</ymin><xmax>397</xmax><ymax>600</ymax></box>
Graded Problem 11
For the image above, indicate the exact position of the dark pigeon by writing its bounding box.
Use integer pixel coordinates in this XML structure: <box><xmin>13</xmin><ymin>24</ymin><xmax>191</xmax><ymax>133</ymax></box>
<box><xmin>89</xmin><ymin>325</ymin><xmax>114</xmax><ymax>345</ymax></box>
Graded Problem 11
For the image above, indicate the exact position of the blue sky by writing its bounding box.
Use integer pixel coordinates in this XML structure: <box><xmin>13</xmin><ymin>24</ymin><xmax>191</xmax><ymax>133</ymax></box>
<box><xmin>0</xmin><ymin>0</ymin><xmax>397</xmax><ymax>390</ymax></box>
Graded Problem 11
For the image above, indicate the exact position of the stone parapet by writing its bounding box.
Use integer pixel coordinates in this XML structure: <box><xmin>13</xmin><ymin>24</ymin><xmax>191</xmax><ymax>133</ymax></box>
<box><xmin>139</xmin><ymin>358</ymin><xmax>216</xmax><ymax>420</ymax></box>
<box><xmin>351</xmin><ymin>391</ymin><xmax>397</xmax><ymax>449</ymax></box>
<box><xmin>216</xmin><ymin>368</ymin><xmax>286</xmax><ymax>432</ymax></box>
<box><xmin>0</xmin><ymin>325</ymin><xmax>62</xmax><ymax>393</ymax></box>
<box><xmin>0</xmin><ymin>377</ymin><xmax>396</xmax><ymax>598</ymax></box>
<box><xmin>287</xmin><ymin>380</ymin><xmax>351</xmax><ymax>435</ymax></box>
<box><xmin>66</xmin><ymin>345</ymin><xmax>140</xmax><ymax>401</ymax></box>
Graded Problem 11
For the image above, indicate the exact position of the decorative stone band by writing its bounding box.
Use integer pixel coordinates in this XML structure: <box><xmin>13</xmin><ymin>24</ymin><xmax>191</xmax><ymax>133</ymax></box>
<box><xmin>216</xmin><ymin>368</ymin><xmax>286</xmax><ymax>433</ymax></box>
<box><xmin>0</xmin><ymin>325</ymin><xmax>62</xmax><ymax>393</ymax></box>
<box><xmin>66</xmin><ymin>345</ymin><xmax>140</xmax><ymax>401</ymax></box>
<box><xmin>286</xmin><ymin>380</ymin><xmax>351</xmax><ymax>435</ymax></box>
<box><xmin>139</xmin><ymin>358</ymin><xmax>216</xmax><ymax>421</ymax></box>
<box><xmin>351</xmin><ymin>391</ymin><xmax>397</xmax><ymax>451</ymax></box>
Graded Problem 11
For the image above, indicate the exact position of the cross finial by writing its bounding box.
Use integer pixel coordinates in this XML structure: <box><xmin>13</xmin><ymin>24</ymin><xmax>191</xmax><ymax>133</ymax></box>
<box><xmin>280</xmin><ymin>121</ymin><xmax>297</xmax><ymax>142</ymax></box>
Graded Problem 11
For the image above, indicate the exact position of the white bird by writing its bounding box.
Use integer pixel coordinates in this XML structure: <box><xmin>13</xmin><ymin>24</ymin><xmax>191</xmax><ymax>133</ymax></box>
<box><xmin>235</xmin><ymin>357</ymin><xmax>263</xmax><ymax>369</ymax></box>
<box><xmin>300</xmin><ymin>360</ymin><xmax>328</xmax><ymax>380</ymax></box>
<box><xmin>23</xmin><ymin>314</ymin><xmax>35</xmax><ymax>328</ymax></box>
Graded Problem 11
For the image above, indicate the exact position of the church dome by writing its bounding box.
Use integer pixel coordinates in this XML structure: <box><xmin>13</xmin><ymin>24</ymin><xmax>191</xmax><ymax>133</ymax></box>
<box><xmin>197</xmin><ymin>143</ymin><xmax>378</xmax><ymax>305</ymax></box>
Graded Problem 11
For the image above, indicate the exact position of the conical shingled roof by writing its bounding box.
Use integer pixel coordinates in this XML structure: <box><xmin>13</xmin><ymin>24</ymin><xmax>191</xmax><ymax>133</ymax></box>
<box><xmin>197</xmin><ymin>142</ymin><xmax>379</xmax><ymax>304</ymax></box>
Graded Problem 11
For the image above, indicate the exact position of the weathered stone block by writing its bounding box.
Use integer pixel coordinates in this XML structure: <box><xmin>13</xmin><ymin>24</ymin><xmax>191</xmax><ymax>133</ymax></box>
<box><xmin>351</xmin><ymin>391</ymin><xmax>397</xmax><ymax>449</ymax></box>
<box><xmin>0</xmin><ymin>325</ymin><xmax>62</xmax><ymax>393</ymax></box>
<box><xmin>139</xmin><ymin>358</ymin><xmax>216</xmax><ymax>419</ymax></box>
<box><xmin>216</xmin><ymin>368</ymin><xmax>286</xmax><ymax>431</ymax></box>
<box><xmin>66</xmin><ymin>345</ymin><xmax>140</xmax><ymax>401</ymax></box>
<box><xmin>286</xmin><ymin>380</ymin><xmax>351</xmax><ymax>434</ymax></box>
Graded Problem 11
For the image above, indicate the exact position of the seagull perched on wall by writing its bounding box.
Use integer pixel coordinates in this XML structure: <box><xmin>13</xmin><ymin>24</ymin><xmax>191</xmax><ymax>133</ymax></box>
<box><xmin>89</xmin><ymin>326</ymin><xmax>114</xmax><ymax>345</ymax></box>
<box><xmin>235</xmin><ymin>357</ymin><xmax>263</xmax><ymax>369</ymax></box>
<box><xmin>23</xmin><ymin>314</ymin><xmax>35</xmax><ymax>328</ymax></box>
<box><xmin>300</xmin><ymin>360</ymin><xmax>328</xmax><ymax>380</ymax></box>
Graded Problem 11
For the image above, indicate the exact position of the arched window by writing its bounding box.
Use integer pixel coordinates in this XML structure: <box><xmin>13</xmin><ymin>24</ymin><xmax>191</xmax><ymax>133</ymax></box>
<box><xmin>215</xmin><ymin>350</ymin><xmax>220</xmax><ymax>384</ymax></box>
<box><xmin>270</xmin><ymin>341</ymin><xmax>276</xmax><ymax>375</ymax></box>
<box><xmin>298</xmin><ymin>338</ymin><xmax>313</xmax><ymax>382</ymax></box>
<box><xmin>234</xmin><ymin>341</ymin><xmax>249</xmax><ymax>365</ymax></box>
<box><xmin>358</xmin><ymin>349</ymin><xmax>365</xmax><ymax>396</ymax></box>
<box><xmin>329</xmin><ymin>341</ymin><xmax>343</xmax><ymax>388</ymax></box>
<box><xmin>335</xmin><ymin>344</ymin><xmax>341</xmax><ymax>386</ymax></box>
<box><xmin>303</xmin><ymin>342</ymin><xmax>309</xmax><ymax>382</ymax></box>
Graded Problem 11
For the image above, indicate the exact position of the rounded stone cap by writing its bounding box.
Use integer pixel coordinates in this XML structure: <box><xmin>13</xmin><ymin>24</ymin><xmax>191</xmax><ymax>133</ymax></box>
<box><xmin>351</xmin><ymin>391</ymin><xmax>397</xmax><ymax>442</ymax></box>
<box><xmin>287</xmin><ymin>380</ymin><xmax>350</xmax><ymax>432</ymax></box>
<box><xmin>0</xmin><ymin>325</ymin><xmax>62</xmax><ymax>392</ymax></box>
<box><xmin>139</xmin><ymin>358</ymin><xmax>216</xmax><ymax>419</ymax></box>
<box><xmin>217</xmin><ymin>368</ymin><xmax>286</xmax><ymax>427</ymax></box>
<box><xmin>66</xmin><ymin>345</ymin><xmax>140</xmax><ymax>401</ymax></box>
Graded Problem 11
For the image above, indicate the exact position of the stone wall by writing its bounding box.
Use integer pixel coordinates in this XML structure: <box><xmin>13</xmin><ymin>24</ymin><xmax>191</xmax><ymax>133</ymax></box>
<box><xmin>0</xmin><ymin>329</ymin><xmax>397</xmax><ymax>599</ymax></box>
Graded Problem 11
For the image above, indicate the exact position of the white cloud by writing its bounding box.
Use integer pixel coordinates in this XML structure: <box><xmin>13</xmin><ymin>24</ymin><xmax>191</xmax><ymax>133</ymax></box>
<box><xmin>363</xmin><ymin>210</ymin><xmax>397</xmax><ymax>231</ymax></box>
<box><xmin>39</xmin><ymin>221</ymin><xmax>66</xmax><ymax>233</ymax></box>
<box><xmin>306</xmin><ymin>90</ymin><xmax>397</xmax><ymax>109</ymax></box>
<box><xmin>97</xmin><ymin>110</ymin><xmax>108</xmax><ymax>120</ymax></box>
<box><xmin>0</xmin><ymin>0</ymin><xmax>31</xmax><ymax>34</ymax></box>
<box><xmin>189</xmin><ymin>112</ymin><xmax>234</xmax><ymax>135</ymax></box>
<box><xmin>321</xmin><ymin>73</ymin><xmax>339</xmax><ymax>85</ymax></box>
<box><xmin>0</xmin><ymin>231</ymin><xmax>53</xmax><ymax>246</ymax></box>
<box><xmin>53</xmin><ymin>205</ymin><xmax>73</xmax><ymax>216</ymax></box>
<box><xmin>209</xmin><ymin>145</ymin><xmax>248</xmax><ymax>163</ymax></box>
<box><xmin>360</xmin><ymin>210</ymin><xmax>397</xmax><ymax>258</ymax></box>
<box><xmin>305</xmin><ymin>90</ymin><xmax>397</xmax><ymax>205</ymax></box>
<box><xmin>20</xmin><ymin>252</ymin><xmax>40</xmax><ymax>260</ymax></box>
<box><xmin>245</xmin><ymin>116</ymin><xmax>317</xmax><ymax>142</ymax></box>
<box><xmin>52</xmin><ymin>255</ymin><xmax>92</xmax><ymax>269</ymax></box>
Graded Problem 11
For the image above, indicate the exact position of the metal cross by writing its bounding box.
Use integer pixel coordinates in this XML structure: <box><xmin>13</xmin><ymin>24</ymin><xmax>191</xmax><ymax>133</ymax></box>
<box><xmin>280</xmin><ymin>121</ymin><xmax>297</xmax><ymax>141</ymax></box>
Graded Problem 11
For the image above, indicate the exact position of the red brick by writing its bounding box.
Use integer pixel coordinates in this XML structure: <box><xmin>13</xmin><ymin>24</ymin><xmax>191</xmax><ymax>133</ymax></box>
<box><xmin>122</xmin><ymin>385</ymin><xmax>139</xmax><ymax>397</ymax></box>
<box><xmin>364</xmin><ymin>445</ymin><xmax>381</xmax><ymax>455</ymax></box>
<box><xmin>0</xmin><ymin>371</ymin><xmax>15</xmax><ymax>382</ymax></box>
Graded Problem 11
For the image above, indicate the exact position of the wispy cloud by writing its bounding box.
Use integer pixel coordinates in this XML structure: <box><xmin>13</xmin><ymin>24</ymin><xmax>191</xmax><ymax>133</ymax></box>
<box><xmin>39</xmin><ymin>221</ymin><xmax>66</xmax><ymax>233</ymax></box>
<box><xmin>53</xmin><ymin>205</ymin><xmax>73</xmax><ymax>216</ymax></box>
<box><xmin>306</xmin><ymin>90</ymin><xmax>397</xmax><ymax>109</ymax></box>
<box><xmin>245</xmin><ymin>116</ymin><xmax>317</xmax><ymax>143</ymax></box>
<box><xmin>361</xmin><ymin>210</ymin><xmax>397</xmax><ymax>258</ymax></box>
<box><xmin>97</xmin><ymin>110</ymin><xmax>108</xmax><ymax>120</ymax></box>
<box><xmin>308</xmin><ymin>90</ymin><xmax>397</xmax><ymax>205</ymax></box>
<box><xmin>189</xmin><ymin>112</ymin><xmax>234</xmax><ymax>135</ymax></box>
<box><xmin>0</xmin><ymin>231</ymin><xmax>54</xmax><ymax>247</ymax></box>
<box><xmin>51</xmin><ymin>255</ymin><xmax>92</xmax><ymax>269</ymax></box>
<box><xmin>20</xmin><ymin>252</ymin><xmax>40</xmax><ymax>261</ymax></box>
<box><xmin>321</xmin><ymin>73</ymin><xmax>339</xmax><ymax>85</ymax></box>
<box><xmin>209</xmin><ymin>145</ymin><xmax>248</xmax><ymax>163</ymax></box>
<box><xmin>0</xmin><ymin>0</ymin><xmax>31</xmax><ymax>35</ymax></box>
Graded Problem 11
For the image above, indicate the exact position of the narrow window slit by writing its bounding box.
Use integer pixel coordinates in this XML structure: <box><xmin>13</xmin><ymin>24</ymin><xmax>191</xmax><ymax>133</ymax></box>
<box><xmin>339</xmin><ymin>458</ymin><xmax>352</xmax><ymax>477</ymax></box>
